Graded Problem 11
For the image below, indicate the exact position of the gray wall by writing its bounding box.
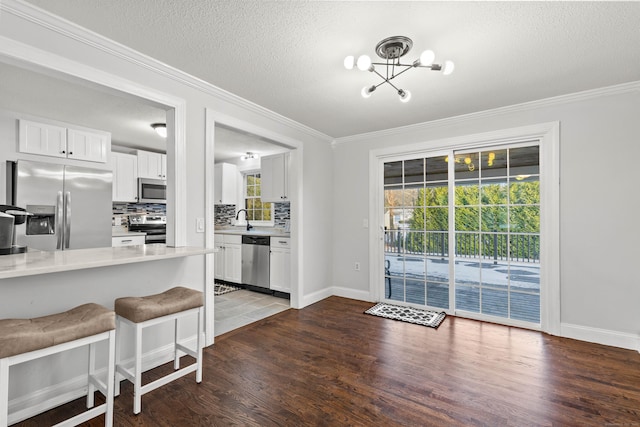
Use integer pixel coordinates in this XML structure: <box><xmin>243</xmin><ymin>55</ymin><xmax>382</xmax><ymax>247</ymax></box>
<box><xmin>331</xmin><ymin>88</ymin><xmax>640</xmax><ymax>350</ymax></box>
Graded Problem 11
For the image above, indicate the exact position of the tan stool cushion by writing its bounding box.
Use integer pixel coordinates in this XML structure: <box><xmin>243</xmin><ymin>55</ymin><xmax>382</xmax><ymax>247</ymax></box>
<box><xmin>114</xmin><ymin>286</ymin><xmax>203</xmax><ymax>323</ymax></box>
<box><xmin>0</xmin><ymin>303</ymin><xmax>115</xmax><ymax>359</ymax></box>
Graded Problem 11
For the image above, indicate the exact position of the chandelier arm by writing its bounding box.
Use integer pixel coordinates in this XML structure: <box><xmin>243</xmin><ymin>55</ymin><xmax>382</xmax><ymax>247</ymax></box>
<box><xmin>386</xmin><ymin>65</ymin><xmax>414</xmax><ymax>81</ymax></box>
<box><xmin>371</xmin><ymin>68</ymin><xmax>388</xmax><ymax>82</ymax></box>
<box><xmin>384</xmin><ymin>79</ymin><xmax>402</xmax><ymax>92</ymax></box>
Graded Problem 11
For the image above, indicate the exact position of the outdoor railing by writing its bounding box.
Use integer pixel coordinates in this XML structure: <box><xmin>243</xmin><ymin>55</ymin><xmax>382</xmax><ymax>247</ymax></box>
<box><xmin>384</xmin><ymin>230</ymin><xmax>539</xmax><ymax>263</ymax></box>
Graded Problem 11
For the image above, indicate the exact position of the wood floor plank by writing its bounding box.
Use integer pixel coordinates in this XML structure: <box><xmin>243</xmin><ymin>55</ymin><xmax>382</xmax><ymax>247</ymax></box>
<box><xmin>11</xmin><ymin>296</ymin><xmax>640</xmax><ymax>426</ymax></box>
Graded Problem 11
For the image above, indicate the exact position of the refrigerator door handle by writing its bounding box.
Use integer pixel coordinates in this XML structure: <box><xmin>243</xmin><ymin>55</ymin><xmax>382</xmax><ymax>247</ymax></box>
<box><xmin>56</xmin><ymin>191</ymin><xmax>64</xmax><ymax>250</ymax></box>
<box><xmin>64</xmin><ymin>191</ymin><xmax>71</xmax><ymax>249</ymax></box>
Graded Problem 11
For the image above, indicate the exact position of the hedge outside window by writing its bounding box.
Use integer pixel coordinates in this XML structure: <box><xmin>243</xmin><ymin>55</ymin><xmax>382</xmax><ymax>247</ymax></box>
<box><xmin>245</xmin><ymin>172</ymin><xmax>272</xmax><ymax>222</ymax></box>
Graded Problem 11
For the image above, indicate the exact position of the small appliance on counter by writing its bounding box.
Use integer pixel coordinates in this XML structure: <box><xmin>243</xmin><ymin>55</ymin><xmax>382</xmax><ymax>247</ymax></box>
<box><xmin>0</xmin><ymin>205</ymin><xmax>32</xmax><ymax>255</ymax></box>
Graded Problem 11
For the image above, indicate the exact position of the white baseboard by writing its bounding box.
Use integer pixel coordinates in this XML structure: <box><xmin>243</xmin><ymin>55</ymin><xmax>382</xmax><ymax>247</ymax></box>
<box><xmin>301</xmin><ymin>286</ymin><xmax>374</xmax><ymax>308</ymax></box>
<box><xmin>300</xmin><ymin>287</ymin><xmax>334</xmax><ymax>308</ymax></box>
<box><xmin>560</xmin><ymin>323</ymin><xmax>640</xmax><ymax>352</ymax></box>
<box><xmin>8</xmin><ymin>335</ymin><xmax>198</xmax><ymax>424</ymax></box>
<box><xmin>330</xmin><ymin>286</ymin><xmax>374</xmax><ymax>303</ymax></box>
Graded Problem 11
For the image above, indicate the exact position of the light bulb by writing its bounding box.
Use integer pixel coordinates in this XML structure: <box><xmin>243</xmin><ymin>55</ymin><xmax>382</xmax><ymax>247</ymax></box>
<box><xmin>443</xmin><ymin>60</ymin><xmax>455</xmax><ymax>75</ymax></box>
<box><xmin>344</xmin><ymin>55</ymin><xmax>355</xmax><ymax>70</ymax></box>
<box><xmin>420</xmin><ymin>49</ymin><xmax>435</xmax><ymax>65</ymax></box>
<box><xmin>398</xmin><ymin>89</ymin><xmax>411</xmax><ymax>103</ymax></box>
<box><xmin>356</xmin><ymin>55</ymin><xmax>372</xmax><ymax>71</ymax></box>
<box><xmin>361</xmin><ymin>85</ymin><xmax>375</xmax><ymax>98</ymax></box>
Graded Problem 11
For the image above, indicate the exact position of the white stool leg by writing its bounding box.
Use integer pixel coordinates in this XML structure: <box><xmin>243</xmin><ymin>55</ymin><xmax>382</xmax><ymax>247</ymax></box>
<box><xmin>173</xmin><ymin>317</ymin><xmax>180</xmax><ymax>370</ymax></box>
<box><xmin>133</xmin><ymin>322</ymin><xmax>143</xmax><ymax>415</ymax></box>
<box><xmin>114</xmin><ymin>317</ymin><xmax>122</xmax><ymax>397</ymax></box>
<box><xmin>105</xmin><ymin>329</ymin><xmax>116</xmax><ymax>427</ymax></box>
<box><xmin>87</xmin><ymin>342</ymin><xmax>96</xmax><ymax>408</ymax></box>
<box><xmin>196</xmin><ymin>306</ymin><xmax>203</xmax><ymax>383</ymax></box>
<box><xmin>1</xmin><ymin>357</ymin><xmax>9</xmax><ymax>427</ymax></box>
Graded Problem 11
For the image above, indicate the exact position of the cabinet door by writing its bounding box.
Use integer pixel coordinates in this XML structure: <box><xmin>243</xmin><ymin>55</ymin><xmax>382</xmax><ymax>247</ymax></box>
<box><xmin>19</xmin><ymin>120</ymin><xmax>67</xmax><ymax>159</ymax></box>
<box><xmin>270</xmin><ymin>247</ymin><xmax>291</xmax><ymax>292</ymax></box>
<box><xmin>111</xmin><ymin>152</ymin><xmax>138</xmax><ymax>202</ymax></box>
<box><xmin>160</xmin><ymin>154</ymin><xmax>167</xmax><ymax>179</ymax></box>
<box><xmin>214</xmin><ymin>163</ymin><xmax>238</xmax><ymax>205</ymax></box>
<box><xmin>67</xmin><ymin>128</ymin><xmax>110</xmax><ymax>163</ymax></box>
<box><xmin>261</xmin><ymin>153</ymin><xmax>288</xmax><ymax>202</ymax></box>
<box><xmin>137</xmin><ymin>150</ymin><xmax>165</xmax><ymax>179</ymax></box>
<box><xmin>214</xmin><ymin>235</ymin><xmax>225</xmax><ymax>280</ymax></box>
<box><xmin>224</xmin><ymin>243</ymin><xmax>243</xmax><ymax>283</ymax></box>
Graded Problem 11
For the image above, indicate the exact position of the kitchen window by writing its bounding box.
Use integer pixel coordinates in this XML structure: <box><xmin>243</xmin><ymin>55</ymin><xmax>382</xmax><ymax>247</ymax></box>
<box><xmin>244</xmin><ymin>172</ymin><xmax>273</xmax><ymax>225</ymax></box>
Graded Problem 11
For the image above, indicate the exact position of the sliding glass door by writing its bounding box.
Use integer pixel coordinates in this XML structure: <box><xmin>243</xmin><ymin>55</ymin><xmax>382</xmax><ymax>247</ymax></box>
<box><xmin>384</xmin><ymin>155</ymin><xmax>450</xmax><ymax>309</ymax></box>
<box><xmin>453</xmin><ymin>145</ymin><xmax>540</xmax><ymax>323</ymax></box>
<box><xmin>382</xmin><ymin>142</ymin><xmax>541</xmax><ymax>326</ymax></box>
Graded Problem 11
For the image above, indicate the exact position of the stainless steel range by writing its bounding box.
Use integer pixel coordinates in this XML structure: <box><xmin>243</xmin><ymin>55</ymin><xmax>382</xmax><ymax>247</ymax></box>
<box><xmin>128</xmin><ymin>214</ymin><xmax>166</xmax><ymax>244</ymax></box>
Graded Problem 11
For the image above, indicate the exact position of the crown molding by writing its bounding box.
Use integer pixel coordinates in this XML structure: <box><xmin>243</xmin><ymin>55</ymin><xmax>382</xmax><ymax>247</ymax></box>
<box><xmin>334</xmin><ymin>80</ymin><xmax>640</xmax><ymax>145</ymax></box>
<box><xmin>1</xmin><ymin>0</ymin><xmax>333</xmax><ymax>144</ymax></box>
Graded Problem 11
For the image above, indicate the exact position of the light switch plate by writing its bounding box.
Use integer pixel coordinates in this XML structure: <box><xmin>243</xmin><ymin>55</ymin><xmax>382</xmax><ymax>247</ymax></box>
<box><xmin>196</xmin><ymin>217</ymin><xmax>205</xmax><ymax>233</ymax></box>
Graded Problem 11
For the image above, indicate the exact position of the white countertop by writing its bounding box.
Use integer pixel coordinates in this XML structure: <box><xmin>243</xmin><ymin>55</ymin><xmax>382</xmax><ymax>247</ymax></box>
<box><xmin>0</xmin><ymin>244</ymin><xmax>214</xmax><ymax>280</ymax></box>
<box><xmin>214</xmin><ymin>227</ymin><xmax>290</xmax><ymax>238</ymax></box>
<box><xmin>112</xmin><ymin>230</ymin><xmax>147</xmax><ymax>237</ymax></box>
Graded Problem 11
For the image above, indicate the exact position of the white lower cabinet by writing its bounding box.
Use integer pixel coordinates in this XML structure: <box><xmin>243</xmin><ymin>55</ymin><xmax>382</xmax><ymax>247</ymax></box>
<box><xmin>270</xmin><ymin>237</ymin><xmax>290</xmax><ymax>293</ymax></box>
<box><xmin>112</xmin><ymin>235</ymin><xmax>146</xmax><ymax>247</ymax></box>
<box><xmin>214</xmin><ymin>234</ymin><xmax>242</xmax><ymax>284</ymax></box>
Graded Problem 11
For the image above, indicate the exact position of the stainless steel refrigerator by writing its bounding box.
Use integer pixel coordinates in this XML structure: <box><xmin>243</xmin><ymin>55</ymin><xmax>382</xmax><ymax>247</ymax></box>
<box><xmin>7</xmin><ymin>160</ymin><xmax>112</xmax><ymax>251</ymax></box>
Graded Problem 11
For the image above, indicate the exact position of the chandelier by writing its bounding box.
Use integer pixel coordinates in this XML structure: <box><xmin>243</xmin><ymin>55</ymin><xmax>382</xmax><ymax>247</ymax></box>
<box><xmin>344</xmin><ymin>36</ymin><xmax>454</xmax><ymax>102</ymax></box>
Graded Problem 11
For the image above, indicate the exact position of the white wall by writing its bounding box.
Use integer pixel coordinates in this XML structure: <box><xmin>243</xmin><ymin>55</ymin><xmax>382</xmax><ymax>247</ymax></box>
<box><xmin>332</xmin><ymin>87</ymin><xmax>640</xmax><ymax>351</ymax></box>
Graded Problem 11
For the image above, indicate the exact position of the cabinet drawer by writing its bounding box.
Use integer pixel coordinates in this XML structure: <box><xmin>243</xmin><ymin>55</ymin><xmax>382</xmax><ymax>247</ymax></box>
<box><xmin>112</xmin><ymin>235</ymin><xmax>146</xmax><ymax>247</ymax></box>
<box><xmin>271</xmin><ymin>237</ymin><xmax>290</xmax><ymax>249</ymax></box>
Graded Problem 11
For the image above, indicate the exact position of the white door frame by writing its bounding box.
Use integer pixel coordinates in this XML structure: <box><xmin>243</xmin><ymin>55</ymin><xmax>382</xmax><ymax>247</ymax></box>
<box><xmin>204</xmin><ymin>109</ymin><xmax>304</xmax><ymax>345</ymax></box>
<box><xmin>369</xmin><ymin>122</ymin><xmax>560</xmax><ymax>334</ymax></box>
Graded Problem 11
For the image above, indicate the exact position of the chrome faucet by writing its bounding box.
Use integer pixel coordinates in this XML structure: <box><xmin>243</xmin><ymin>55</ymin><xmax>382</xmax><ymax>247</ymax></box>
<box><xmin>236</xmin><ymin>209</ymin><xmax>253</xmax><ymax>231</ymax></box>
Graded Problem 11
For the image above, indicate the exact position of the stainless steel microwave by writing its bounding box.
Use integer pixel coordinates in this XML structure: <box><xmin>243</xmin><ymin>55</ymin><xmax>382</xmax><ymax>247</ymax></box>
<box><xmin>138</xmin><ymin>178</ymin><xmax>166</xmax><ymax>204</ymax></box>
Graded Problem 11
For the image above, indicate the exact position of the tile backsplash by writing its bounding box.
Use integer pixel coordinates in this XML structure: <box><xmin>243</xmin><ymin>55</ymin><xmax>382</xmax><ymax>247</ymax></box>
<box><xmin>215</xmin><ymin>202</ymin><xmax>291</xmax><ymax>228</ymax></box>
<box><xmin>215</xmin><ymin>204</ymin><xmax>237</xmax><ymax>225</ymax></box>
<box><xmin>112</xmin><ymin>203</ymin><xmax>167</xmax><ymax>228</ymax></box>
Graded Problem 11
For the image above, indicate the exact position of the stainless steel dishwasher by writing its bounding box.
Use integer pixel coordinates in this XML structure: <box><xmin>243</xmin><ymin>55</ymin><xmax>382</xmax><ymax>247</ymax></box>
<box><xmin>241</xmin><ymin>235</ymin><xmax>270</xmax><ymax>289</ymax></box>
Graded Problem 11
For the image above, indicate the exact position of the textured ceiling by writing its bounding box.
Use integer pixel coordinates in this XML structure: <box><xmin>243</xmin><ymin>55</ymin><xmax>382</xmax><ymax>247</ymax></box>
<box><xmin>16</xmin><ymin>1</ymin><xmax>640</xmax><ymax>139</ymax></box>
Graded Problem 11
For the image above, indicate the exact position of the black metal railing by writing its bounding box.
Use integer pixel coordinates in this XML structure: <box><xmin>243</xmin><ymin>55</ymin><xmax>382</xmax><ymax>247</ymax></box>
<box><xmin>384</xmin><ymin>230</ymin><xmax>539</xmax><ymax>263</ymax></box>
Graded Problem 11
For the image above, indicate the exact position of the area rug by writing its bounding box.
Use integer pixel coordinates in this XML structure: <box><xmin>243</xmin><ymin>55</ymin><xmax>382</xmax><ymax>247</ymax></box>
<box><xmin>214</xmin><ymin>283</ymin><xmax>241</xmax><ymax>296</ymax></box>
<box><xmin>365</xmin><ymin>302</ymin><xmax>446</xmax><ymax>328</ymax></box>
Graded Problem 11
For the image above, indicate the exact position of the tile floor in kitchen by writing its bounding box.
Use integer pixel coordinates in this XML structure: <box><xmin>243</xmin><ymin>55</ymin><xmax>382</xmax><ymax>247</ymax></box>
<box><xmin>214</xmin><ymin>288</ymin><xmax>290</xmax><ymax>336</ymax></box>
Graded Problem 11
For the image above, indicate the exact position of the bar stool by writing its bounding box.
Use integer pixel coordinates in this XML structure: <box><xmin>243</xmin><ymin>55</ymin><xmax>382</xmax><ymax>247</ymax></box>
<box><xmin>0</xmin><ymin>304</ymin><xmax>116</xmax><ymax>427</ymax></box>
<box><xmin>114</xmin><ymin>286</ymin><xmax>203</xmax><ymax>414</ymax></box>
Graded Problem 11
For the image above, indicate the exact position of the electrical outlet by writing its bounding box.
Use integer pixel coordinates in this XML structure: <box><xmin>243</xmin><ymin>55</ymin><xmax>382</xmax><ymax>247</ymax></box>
<box><xmin>354</xmin><ymin>262</ymin><xmax>360</xmax><ymax>271</ymax></box>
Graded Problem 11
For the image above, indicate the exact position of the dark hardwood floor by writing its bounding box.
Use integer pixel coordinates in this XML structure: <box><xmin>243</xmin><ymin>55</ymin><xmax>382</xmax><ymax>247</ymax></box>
<box><xmin>14</xmin><ymin>296</ymin><xmax>640</xmax><ymax>426</ymax></box>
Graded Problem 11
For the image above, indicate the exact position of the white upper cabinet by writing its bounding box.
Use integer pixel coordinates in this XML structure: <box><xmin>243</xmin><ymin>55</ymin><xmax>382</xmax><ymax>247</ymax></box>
<box><xmin>261</xmin><ymin>152</ymin><xmax>290</xmax><ymax>202</ymax></box>
<box><xmin>214</xmin><ymin>162</ymin><xmax>238</xmax><ymax>205</ymax></box>
<box><xmin>19</xmin><ymin>119</ymin><xmax>110</xmax><ymax>163</ymax></box>
<box><xmin>111</xmin><ymin>152</ymin><xmax>138</xmax><ymax>202</ymax></box>
<box><xmin>67</xmin><ymin>128</ymin><xmax>109</xmax><ymax>162</ymax></box>
<box><xmin>137</xmin><ymin>149</ymin><xmax>166</xmax><ymax>179</ymax></box>
<box><xmin>19</xmin><ymin>120</ymin><xmax>67</xmax><ymax>159</ymax></box>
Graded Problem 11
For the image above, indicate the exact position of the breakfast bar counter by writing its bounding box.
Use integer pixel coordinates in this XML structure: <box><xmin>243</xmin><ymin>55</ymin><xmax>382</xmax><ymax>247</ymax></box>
<box><xmin>0</xmin><ymin>244</ymin><xmax>214</xmax><ymax>280</ymax></box>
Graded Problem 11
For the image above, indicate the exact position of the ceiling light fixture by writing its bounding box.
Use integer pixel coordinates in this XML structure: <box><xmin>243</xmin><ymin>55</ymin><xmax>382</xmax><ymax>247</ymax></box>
<box><xmin>150</xmin><ymin>123</ymin><xmax>167</xmax><ymax>138</ymax></box>
<box><xmin>241</xmin><ymin>152</ymin><xmax>258</xmax><ymax>161</ymax></box>
<box><xmin>345</xmin><ymin>36</ymin><xmax>454</xmax><ymax>102</ymax></box>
